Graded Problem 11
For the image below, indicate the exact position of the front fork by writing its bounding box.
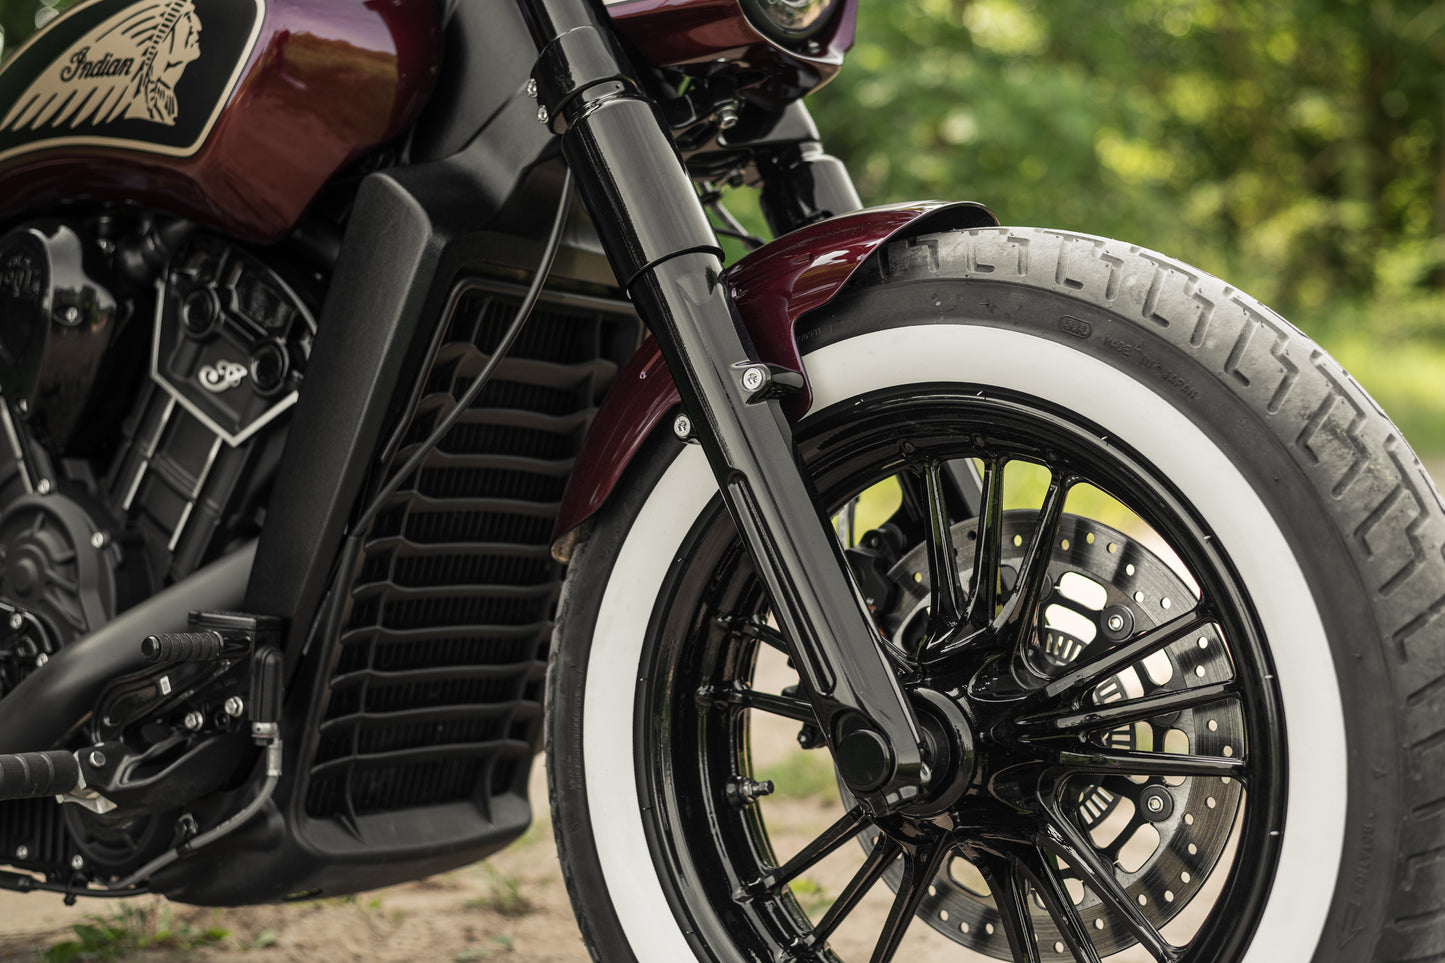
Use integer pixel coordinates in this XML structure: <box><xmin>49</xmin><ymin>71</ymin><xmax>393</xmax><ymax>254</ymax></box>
<box><xmin>522</xmin><ymin>0</ymin><xmax>927</xmax><ymax>812</ymax></box>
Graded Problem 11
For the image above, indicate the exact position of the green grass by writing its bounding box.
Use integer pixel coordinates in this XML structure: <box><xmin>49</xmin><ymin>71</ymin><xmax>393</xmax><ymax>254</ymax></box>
<box><xmin>42</xmin><ymin>903</ymin><xmax>227</xmax><ymax>962</ymax></box>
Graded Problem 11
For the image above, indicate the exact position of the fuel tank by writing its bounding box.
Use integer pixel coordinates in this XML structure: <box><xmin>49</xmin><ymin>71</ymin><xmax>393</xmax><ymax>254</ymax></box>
<box><xmin>0</xmin><ymin>0</ymin><xmax>441</xmax><ymax>242</ymax></box>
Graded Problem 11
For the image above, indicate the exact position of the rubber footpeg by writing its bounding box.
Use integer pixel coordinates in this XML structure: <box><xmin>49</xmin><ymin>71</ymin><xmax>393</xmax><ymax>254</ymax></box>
<box><xmin>140</xmin><ymin>631</ymin><xmax>225</xmax><ymax>664</ymax></box>
<box><xmin>0</xmin><ymin>750</ymin><xmax>80</xmax><ymax>800</ymax></box>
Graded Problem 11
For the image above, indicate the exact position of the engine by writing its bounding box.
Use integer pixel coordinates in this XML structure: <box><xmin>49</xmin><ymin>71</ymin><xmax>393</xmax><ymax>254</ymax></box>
<box><xmin>0</xmin><ymin>215</ymin><xmax>316</xmax><ymax>882</ymax></box>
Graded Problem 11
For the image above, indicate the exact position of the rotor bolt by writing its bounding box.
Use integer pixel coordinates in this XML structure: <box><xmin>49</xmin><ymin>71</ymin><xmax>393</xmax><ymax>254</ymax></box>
<box><xmin>1140</xmin><ymin>785</ymin><xmax>1175</xmax><ymax>822</ymax></box>
<box><xmin>1107</xmin><ymin>614</ymin><xmax>1124</xmax><ymax>631</ymax></box>
<box><xmin>35</xmin><ymin>479</ymin><xmax>50</xmax><ymax>495</ymax></box>
<box><xmin>90</xmin><ymin>531</ymin><xmax>107</xmax><ymax>550</ymax></box>
<box><xmin>8</xmin><ymin>613</ymin><xmax>22</xmax><ymax>630</ymax></box>
<box><xmin>672</xmin><ymin>414</ymin><xmax>692</xmax><ymax>441</ymax></box>
<box><xmin>525</xmin><ymin>78</ymin><xmax>538</xmax><ymax>99</ymax></box>
<box><xmin>741</xmin><ymin>365</ymin><xmax>768</xmax><ymax>393</ymax></box>
<box><xmin>183</xmin><ymin>710</ymin><xmax>204</xmax><ymax>732</ymax></box>
<box><xmin>87</xmin><ymin>750</ymin><xmax>106</xmax><ymax>769</ymax></box>
<box><xmin>14</xmin><ymin>845</ymin><xmax>28</xmax><ymax>860</ymax></box>
<box><xmin>536</xmin><ymin>105</ymin><xmax>549</xmax><ymax>126</ymax></box>
<box><xmin>70</xmin><ymin>855</ymin><xmax>84</xmax><ymax>871</ymax></box>
<box><xmin>223</xmin><ymin>696</ymin><xmax>245</xmax><ymax>718</ymax></box>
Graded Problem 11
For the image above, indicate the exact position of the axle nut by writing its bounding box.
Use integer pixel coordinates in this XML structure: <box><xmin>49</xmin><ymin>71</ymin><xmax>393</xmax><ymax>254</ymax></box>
<box><xmin>834</xmin><ymin>727</ymin><xmax>892</xmax><ymax>793</ymax></box>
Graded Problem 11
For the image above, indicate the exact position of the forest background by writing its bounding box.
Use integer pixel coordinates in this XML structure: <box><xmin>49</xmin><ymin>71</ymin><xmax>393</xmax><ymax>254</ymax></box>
<box><xmin>0</xmin><ymin>0</ymin><xmax>1442</xmax><ymax>457</ymax></box>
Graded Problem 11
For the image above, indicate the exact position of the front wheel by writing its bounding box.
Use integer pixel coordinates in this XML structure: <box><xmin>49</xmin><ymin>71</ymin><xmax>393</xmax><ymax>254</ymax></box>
<box><xmin>547</xmin><ymin>227</ymin><xmax>1445</xmax><ymax>962</ymax></box>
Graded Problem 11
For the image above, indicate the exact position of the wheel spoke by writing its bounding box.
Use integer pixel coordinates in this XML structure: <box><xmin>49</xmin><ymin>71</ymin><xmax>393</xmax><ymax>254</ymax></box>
<box><xmin>922</xmin><ymin>459</ymin><xmax>967</xmax><ymax>643</ymax></box>
<box><xmin>748</xmin><ymin>805</ymin><xmax>871</xmax><ymax>898</ymax></box>
<box><xmin>975</xmin><ymin>851</ymin><xmax>1043</xmax><ymax>963</ymax></box>
<box><xmin>698</xmin><ymin>684</ymin><xmax>816</xmax><ymax>724</ymax></box>
<box><xmin>1017</xmin><ymin>681</ymin><xmax>1237</xmax><ymax>738</ymax></box>
<box><xmin>965</xmin><ymin>457</ymin><xmax>1005</xmax><ymax>631</ymax></box>
<box><xmin>868</xmin><ymin>837</ymin><xmax>954</xmax><ymax>963</ymax></box>
<box><xmin>1004</xmin><ymin>843</ymin><xmax>1104</xmax><ymax>963</ymax></box>
<box><xmin>995</xmin><ymin>471</ymin><xmax>1072</xmax><ymax>639</ymax></box>
<box><xmin>1054</xmin><ymin>746</ymin><xmax>1245</xmax><ymax>781</ymax></box>
<box><xmin>809</xmin><ymin>832</ymin><xmax>901</xmax><ymax>943</ymax></box>
<box><xmin>1033</xmin><ymin>609</ymin><xmax>1214</xmax><ymax>706</ymax></box>
<box><xmin>1039</xmin><ymin>811</ymin><xmax>1178</xmax><ymax>961</ymax></box>
<box><xmin>715</xmin><ymin>613</ymin><xmax>790</xmax><ymax>653</ymax></box>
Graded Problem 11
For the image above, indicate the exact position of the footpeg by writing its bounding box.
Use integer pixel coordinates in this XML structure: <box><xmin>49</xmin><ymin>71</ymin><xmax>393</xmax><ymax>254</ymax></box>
<box><xmin>0</xmin><ymin>749</ymin><xmax>81</xmax><ymax>801</ymax></box>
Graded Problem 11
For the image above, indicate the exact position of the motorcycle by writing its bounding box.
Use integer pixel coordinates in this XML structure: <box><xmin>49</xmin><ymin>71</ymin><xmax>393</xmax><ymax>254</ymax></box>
<box><xmin>0</xmin><ymin>0</ymin><xmax>1437</xmax><ymax>960</ymax></box>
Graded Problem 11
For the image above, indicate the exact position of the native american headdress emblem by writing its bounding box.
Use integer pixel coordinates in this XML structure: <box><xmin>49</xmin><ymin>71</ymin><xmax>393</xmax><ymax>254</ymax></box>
<box><xmin>0</xmin><ymin>0</ymin><xmax>202</xmax><ymax>133</ymax></box>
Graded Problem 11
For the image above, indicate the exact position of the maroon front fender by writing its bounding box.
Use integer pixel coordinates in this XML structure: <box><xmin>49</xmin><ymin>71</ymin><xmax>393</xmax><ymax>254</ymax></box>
<box><xmin>551</xmin><ymin>201</ymin><xmax>998</xmax><ymax>556</ymax></box>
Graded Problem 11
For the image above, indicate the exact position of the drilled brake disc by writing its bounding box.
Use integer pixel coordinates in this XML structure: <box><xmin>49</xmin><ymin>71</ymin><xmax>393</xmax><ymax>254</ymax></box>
<box><xmin>863</xmin><ymin>511</ymin><xmax>1245</xmax><ymax>959</ymax></box>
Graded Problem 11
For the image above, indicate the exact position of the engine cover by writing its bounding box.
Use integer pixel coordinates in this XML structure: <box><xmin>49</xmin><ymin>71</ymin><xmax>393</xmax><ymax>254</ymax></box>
<box><xmin>0</xmin><ymin>222</ymin><xmax>118</xmax><ymax>448</ymax></box>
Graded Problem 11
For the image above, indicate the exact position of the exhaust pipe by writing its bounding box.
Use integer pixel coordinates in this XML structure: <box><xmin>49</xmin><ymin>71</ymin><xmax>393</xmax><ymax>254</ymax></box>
<box><xmin>0</xmin><ymin>542</ymin><xmax>257</xmax><ymax>754</ymax></box>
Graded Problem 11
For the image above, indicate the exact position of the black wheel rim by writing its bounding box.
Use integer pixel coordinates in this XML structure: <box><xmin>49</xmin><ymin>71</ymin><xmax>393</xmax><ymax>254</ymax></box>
<box><xmin>635</xmin><ymin>387</ymin><xmax>1286</xmax><ymax>963</ymax></box>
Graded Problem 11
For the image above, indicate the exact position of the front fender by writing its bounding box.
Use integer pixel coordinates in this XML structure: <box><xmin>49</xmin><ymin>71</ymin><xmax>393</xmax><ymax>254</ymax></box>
<box><xmin>551</xmin><ymin>200</ymin><xmax>998</xmax><ymax>557</ymax></box>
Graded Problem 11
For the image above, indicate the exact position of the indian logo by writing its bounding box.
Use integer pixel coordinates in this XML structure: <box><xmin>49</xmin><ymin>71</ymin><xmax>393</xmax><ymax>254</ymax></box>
<box><xmin>0</xmin><ymin>0</ymin><xmax>262</xmax><ymax>164</ymax></box>
<box><xmin>1</xmin><ymin>0</ymin><xmax>202</xmax><ymax>131</ymax></box>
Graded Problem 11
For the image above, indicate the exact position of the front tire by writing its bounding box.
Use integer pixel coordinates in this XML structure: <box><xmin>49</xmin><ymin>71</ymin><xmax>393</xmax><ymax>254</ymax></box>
<box><xmin>548</xmin><ymin>227</ymin><xmax>1445</xmax><ymax>962</ymax></box>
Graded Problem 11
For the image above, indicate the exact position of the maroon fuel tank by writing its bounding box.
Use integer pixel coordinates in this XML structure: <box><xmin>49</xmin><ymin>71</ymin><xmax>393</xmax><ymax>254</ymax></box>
<box><xmin>0</xmin><ymin>0</ymin><xmax>441</xmax><ymax>242</ymax></box>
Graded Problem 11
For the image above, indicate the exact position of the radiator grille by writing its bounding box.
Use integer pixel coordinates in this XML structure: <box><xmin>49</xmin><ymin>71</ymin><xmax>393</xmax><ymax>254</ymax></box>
<box><xmin>305</xmin><ymin>282</ymin><xmax>639</xmax><ymax>823</ymax></box>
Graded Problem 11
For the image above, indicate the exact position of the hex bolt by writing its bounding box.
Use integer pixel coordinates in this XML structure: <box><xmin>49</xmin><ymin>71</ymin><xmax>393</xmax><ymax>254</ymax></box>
<box><xmin>726</xmin><ymin>778</ymin><xmax>775</xmax><ymax>807</ymax></box>
<box><xmin>715</xmin><ymin>104</ymin><xmax>740</xmax><ymax>130</ymax></box>
<box><xmin>35</xmin><ymin>479</ymin><xmax>51</xmax><ymax>495</ymax></box>
<box><xmin>741</xmin><ymin>365</ymin><xmax>768</xmax><ymax>393</ymax></box>
<box><xmin>1107</xmin><ymin>614</ymin><xmax>1125</xmax><ymax>631</ymax></box>
<box><xmin>34</xmin><ymin>652</ymin><xmax>47</xmax><ymax>667</ymax></box>
<box><xmin>672</xmin><ymin>414</ymin><xmax>692</xmax><ymax>441</ymax></box>
<box><xmin>87</xmin><ymin>750</ymin><xmax>106</xmax><ymax>769</ymax></box>
<box><xmin>70</xmin><ymin>855</ymin><xmax>84</xmax><ymax>871</ymax></box>
<box><xmin>183</xmin><ymin>710</ymin><xmax>205</xmax><ymax>732</ymax></box>
<box><xmin>14</xmin><ymin>845</ymin><xmax>28</xmax><ymax>860</ymax></box>
<box><xmin>525</xmin><ymin>78</ymin><xmax>538</xmax><ymax>99</ymax></box>
<box><xmin>61</xmin><ymin>306</ymin><xmax>80</xmax><ymax>325</ymax></box>
<box><xmin>90</xmin><ymin>531</ymin><xmax>108</xmax><ymax>550</ymax></box>
<box><xmin>536</xmin><ymin>105</ymin><xmax>549</xmax><ymax>126</ymax></box>
<box><xmin>8</xmin><ymin>613</ymin><xmax>22</xmax><ymax>630</ymax></box>
<box><xmin>1140</xmin><ymin>785</ymin><xmax>1174</xmax><ymax>822</ymax></box>
<box><xmin>224</xmin><ymin>696</ymin><xmax>245</xmax><ymax>718</ymax></box>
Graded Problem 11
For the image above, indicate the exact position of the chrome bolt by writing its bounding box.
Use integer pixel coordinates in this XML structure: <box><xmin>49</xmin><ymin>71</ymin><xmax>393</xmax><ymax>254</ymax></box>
<box><xmin>87</xmin><ymin>750</ymin><xmax>106</xmax><ymax>768</ymax></box>
<box><xmin>223</xmin><ymin>696</ymin><xmax>245</xmax><ymax>718</ymax></box>
<box><xmin>672</xmin><ymin>414</ymin><xmax>692</xmax><ymax>441</ymax></box>
<box><xmin>90</xmin><ymin>531</ymin><xmax>107</xmax><ymax>549</ymax></box>
<box><xmin>715</xmin><ymin>104</ymin><xmax>740</xmax><ymax>130</ymax></box>
<box><xmin>8</xmin><ymin>613</ymin><xmax>22</xmax><ymax>630</ymax></box>
<box><xmin>183</xmin><ymin>710</ymin><xmax>204</xmax><ymax>731</ymax></box>
<box><xmin>61</xmin><ymin>306</ymin><xmax>80</xmax><ymax>325</ymax></box>
<box><xmin>537</xmin><ymin>105</ymin><xmax>549</xmax><ymax>126</ymax></box>
<box><xmin>1107</xmin><ymin>614</ymin><xmax>1125</xmax><ymax>631</ymax></box>
<box><xmin>1146</xmin><ymin>795</ymin><xmax>1164</xmax><ymax>813</ymax></box>
<box><xmin>741</xmin><ymin>366</ymin><xmax>767</xmax><ymax>392</ymax></box>
<box><xmin>14</xmin><ymin>845</ymin><xmax>28</xmax><ymax>860</ymax></box>
<box><xmin>70</xmin><ymin>855</ymin><xmax>84</xmax><ymax>871</ymax></box>
<box><xmin>525</xmin><ymin>78</ymin><xmax>538</xmax><ymax>99</ymax></box>
<box><xmin>16</xmin><ymin>399</ymin><xmax>27</xmax><ymax>414</ymax></box>
<box><xmin>35</xmin><ymin>479</ymin><xmax>50</xmax><ymax>495</ymax></box>
<box><xmin>34</xmin><ymin>652</ymin><xmax>47</xmax><ymax>667</ymax></box>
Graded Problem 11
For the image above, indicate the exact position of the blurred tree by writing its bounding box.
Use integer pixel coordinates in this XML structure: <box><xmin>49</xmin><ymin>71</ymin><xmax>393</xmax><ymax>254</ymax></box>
<box><xmin>810</xmin><ymin>0</ymin><xmax>1445</xmax><ymax>319</ymax></box>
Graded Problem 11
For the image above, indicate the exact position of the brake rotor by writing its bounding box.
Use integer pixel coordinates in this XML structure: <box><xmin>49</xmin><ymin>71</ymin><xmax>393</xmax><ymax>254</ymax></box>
<box><xmin>862</xmin><ymin>511</ymin><xmax>1246</xmax><ymax>959</ymax></box>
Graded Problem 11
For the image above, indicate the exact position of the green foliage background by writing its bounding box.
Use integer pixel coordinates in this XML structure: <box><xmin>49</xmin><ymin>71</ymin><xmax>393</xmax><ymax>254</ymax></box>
<box><xmin>807</xmin><ymin>0</ymin><xmax>1445</xmax><ymax>452</ymax></box>
<box><xmin>0</xmin><ymin>0</ymin><xmax>1440</xmax><ymax>452</ymax></box>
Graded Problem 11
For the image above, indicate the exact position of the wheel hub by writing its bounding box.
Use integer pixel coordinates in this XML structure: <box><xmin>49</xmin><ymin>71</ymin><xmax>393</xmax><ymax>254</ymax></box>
<box><xmin>857</xmin><ymin>511</ymin><xmax>1245</xmax><ymax>959</ymax></box>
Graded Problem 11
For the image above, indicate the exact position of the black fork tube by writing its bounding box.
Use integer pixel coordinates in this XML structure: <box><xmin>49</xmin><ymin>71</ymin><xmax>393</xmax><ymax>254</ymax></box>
<box><xmin>521</xmin><ymin>0</ymin><xmax>925</xmax><ymax>810</ymax></box>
